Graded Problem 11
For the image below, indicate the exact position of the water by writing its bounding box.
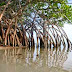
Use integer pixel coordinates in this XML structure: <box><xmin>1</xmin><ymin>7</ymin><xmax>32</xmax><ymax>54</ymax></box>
<box><xmin>0</xmin><ymin>24</ymin><xmax>72</xmax><ymax>72</ymax></box>
<box><xmin>63</xmin><ymin>23</ymin><xmax>72</xmax><ymax>42</ymax></box>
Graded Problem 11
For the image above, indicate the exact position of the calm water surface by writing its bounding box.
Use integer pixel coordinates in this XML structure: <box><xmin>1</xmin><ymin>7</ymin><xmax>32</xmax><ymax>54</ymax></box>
<box><xmin>0</xmin><ymin>24</ymin><xmax>72</xmax><ymax>72</ymax></box>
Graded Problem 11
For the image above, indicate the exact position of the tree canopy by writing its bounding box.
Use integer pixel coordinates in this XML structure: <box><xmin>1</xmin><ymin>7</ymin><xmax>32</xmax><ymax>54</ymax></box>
<box><xmin>0</xmin><ymin>0</ymin><xmax>72</xmax><ymax>24</ymax></box>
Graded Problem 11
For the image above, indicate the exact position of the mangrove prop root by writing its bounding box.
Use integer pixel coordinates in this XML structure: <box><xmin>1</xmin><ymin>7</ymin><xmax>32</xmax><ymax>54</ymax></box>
<box><xmin>0</xmin><ymin>17</ymin><xmax>71</xmax><ymax>49</ymax></box>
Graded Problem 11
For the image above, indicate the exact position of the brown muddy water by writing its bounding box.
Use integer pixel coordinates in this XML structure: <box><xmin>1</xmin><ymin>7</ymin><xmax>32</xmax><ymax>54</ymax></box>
<box><xmin>0</xmin><ymin>46</ymin><xmax>72</xmax><ymax>72</ymax></box>
<box><xmin>0</xmin><ymin>24</ymin><xmax>72</xmax><ymax>72</ymax></box>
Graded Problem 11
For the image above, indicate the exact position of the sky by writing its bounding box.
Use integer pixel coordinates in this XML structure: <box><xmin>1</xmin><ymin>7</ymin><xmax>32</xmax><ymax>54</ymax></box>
<box><xmin>68</xmin><ymin>0</ymin><xmax>72</xmax><ymax>4</ymax></box>
<box><xmin>68</xmin><ymin>0</ymin><xmax>72</xmax><ymax>2</ymax></box>
<box><xmin>67</xmin><ymin>0</ymin><xmax>72</xmax><ymax>5</ymax></box>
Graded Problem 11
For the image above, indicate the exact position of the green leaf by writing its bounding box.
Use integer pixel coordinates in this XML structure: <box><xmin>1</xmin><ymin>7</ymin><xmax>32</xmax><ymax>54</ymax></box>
<box><xmin>0</xmin><ymin>2</ymin><xmax>6</xmax><ymax>6</ymax></box>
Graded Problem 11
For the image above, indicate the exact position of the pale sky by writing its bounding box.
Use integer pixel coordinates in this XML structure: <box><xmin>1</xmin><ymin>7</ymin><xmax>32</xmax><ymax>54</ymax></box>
<box><xmin>68</xmin><ymin>0</ymin><xmax>72</xmax><ymax>2</ymax></box>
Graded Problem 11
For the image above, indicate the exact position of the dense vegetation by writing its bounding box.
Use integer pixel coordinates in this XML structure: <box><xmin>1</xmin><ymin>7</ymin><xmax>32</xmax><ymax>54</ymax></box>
<box><xmin>0</xmin><ymin>0</ymin><xmax>72</xmax><ymax>48</ymax></box>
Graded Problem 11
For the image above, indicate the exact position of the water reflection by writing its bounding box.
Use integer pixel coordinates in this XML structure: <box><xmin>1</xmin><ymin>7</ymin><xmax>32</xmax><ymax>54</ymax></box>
<box><xmin>0</xmin><ymin>44</ymin><xmax>71</xmax><ymax>72</ymax></box>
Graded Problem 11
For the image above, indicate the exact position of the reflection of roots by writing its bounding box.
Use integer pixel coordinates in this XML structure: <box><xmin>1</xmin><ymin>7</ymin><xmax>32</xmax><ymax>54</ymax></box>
<box><xmin>46</xmin><ymin>47</ymin><xmax>68</xmax><ymax>67</ymax></box>
<box><xmin>3</xmin><ymin>46</ymin><xmax>69</xmax><ymax>68</ymax></box>
<box><xmin>3</xmin><ymin>48</ymin><xmax>23</xmax><ymax>63</ymax></box>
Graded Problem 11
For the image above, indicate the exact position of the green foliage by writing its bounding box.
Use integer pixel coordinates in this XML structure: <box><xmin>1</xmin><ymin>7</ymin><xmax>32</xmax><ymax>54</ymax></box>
<box><xmin>59</xmin><ymin>22</ymin><xmax>64</xmax><ymax>27</ymax></box>
<box><xmin>0</xmin><ymin>0</ymin><xmax>72</xmax><ymax>26</ymax></box>
<box><xmin>0</xmin><ymin>2</ymin><xmax>6</xmax><ymax>6</ymax></box>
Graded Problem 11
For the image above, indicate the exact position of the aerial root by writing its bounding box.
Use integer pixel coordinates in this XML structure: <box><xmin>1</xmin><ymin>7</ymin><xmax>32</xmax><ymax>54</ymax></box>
<box><xmin>0</xmin><ymin>18</ymin><xmax>71</xmax><ymax>48</ymax></box>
